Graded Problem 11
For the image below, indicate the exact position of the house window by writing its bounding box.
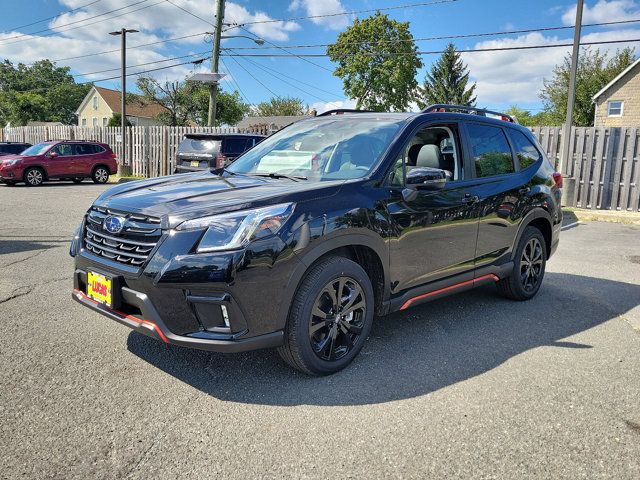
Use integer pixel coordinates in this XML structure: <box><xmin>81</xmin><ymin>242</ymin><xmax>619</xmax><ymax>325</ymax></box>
<box><xmin>607</xmin><ymin>100</ymin><xmax>623</xmax><ymax>117</ymax></box>
<box><xmin>102</xmin><ymin>117</ymin><xmax>108</xmax><ymax>127</ymax></box>
<box><xmin>93</xmin><ymin>96</ymin><xmax>98</xmax><ymax>109</ymax></box>
<box><xmin>92</xmin><ymin>117</ymin><xmax>97</xmax><ymax>127</ymax></box>
<box><xmin>81</xmin><ymin>118</ymin><xmax>87</xmax><ymax>127</ymax></box>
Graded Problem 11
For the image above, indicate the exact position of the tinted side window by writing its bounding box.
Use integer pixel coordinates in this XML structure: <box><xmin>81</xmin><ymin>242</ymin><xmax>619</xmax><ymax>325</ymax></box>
<box><xmin>224</xmin><ymin>138</ymin><xmax>248</xmax><ymax>155</ymax></box>
<box><xmin>73</xmin><ymin>143</ymin><xmax>95</xmax><ymax>155</ymax></box>
<box><xmin>467</xmin><ymin>124</ymin><xmax>514</xmax><ymax>178</ymax></box>
<box><xmin>508</xmin><ymin>130</ymin><xmax>542</xmax><ymax>170</ymax></box>
<box><xmin>51</xmin><ymin>144</ymin><xmax>73</xmax><ymax>156</ymax></box>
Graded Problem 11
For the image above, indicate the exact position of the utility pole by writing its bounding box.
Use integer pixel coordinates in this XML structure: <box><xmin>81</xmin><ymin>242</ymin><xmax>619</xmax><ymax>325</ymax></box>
<box><xmin>109</xmin><ymin>28</ymin><xmax>138</xmax><ymax>176</ymax></box>
<box><xmin>207</xmin><ymin>0</ymin><xmax>225</xmax><ymax>126</ymax></box>
<box><xmin>558</xmin><ymin>0</ymin><xmax>584</xmax><ymax>202</ymax></box>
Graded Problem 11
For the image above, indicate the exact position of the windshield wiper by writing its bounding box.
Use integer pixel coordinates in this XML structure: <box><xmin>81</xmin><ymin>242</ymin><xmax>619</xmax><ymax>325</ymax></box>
<box><xmin>248</xmin><ymin>172</ymin><xmax>307</xmax><ymax>182</ymax></box>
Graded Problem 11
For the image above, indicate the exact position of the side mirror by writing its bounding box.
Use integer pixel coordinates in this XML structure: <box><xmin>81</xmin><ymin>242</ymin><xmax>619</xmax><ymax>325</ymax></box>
<box><xmin>405</xmin><ymin>167</ymin><xmax>447</xmax><ymax>190</ymax></box>
<box><xmin>49</xmin><ymin>151</ymin><xmax>58</xmax><ymax>158</ymax></box>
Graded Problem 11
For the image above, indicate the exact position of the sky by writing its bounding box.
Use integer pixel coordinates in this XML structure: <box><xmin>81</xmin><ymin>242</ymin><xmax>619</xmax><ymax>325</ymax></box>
<box><xmin>1</xmin><ymin>0</ymin><xmax>639</xmax><ymax>115</ymax></box>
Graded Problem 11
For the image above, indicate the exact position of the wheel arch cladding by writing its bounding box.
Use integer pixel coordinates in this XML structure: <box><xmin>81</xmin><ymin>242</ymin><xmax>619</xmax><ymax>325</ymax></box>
<box><xmin>278</xmin><ymin>235</ymin><xmax>390</xmax><ymax>328</ymax></box>
<box><xmin>513</xmin><ymin>209</ymin><xmax>553</xmax><ymax>260</ymax></box>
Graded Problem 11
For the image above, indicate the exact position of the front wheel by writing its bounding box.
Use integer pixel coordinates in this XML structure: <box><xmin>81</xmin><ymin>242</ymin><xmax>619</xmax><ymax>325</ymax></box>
<box><xmin>24</xmin><ymin>167</ymin><xmax>44</xmax><ymax>187</ymax></box>
<box><xmin>278</xmin><ymin>256</ymin><xmax>374</xmax><ymax>375</ymax></box>
<box><xmin>497</xmin><ymin>226</ymin><xmax>547</xmax><ymax>301</ymax></box>
<box><xmin>92</xmin><ymin>166</ymin><xmax>109</xmax><ymax>184</ymax></box>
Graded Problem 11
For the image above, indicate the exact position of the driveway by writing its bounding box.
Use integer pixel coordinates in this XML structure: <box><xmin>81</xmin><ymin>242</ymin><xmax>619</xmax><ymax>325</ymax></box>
<box><xmin>1</xmin><ymin>182</ymin><xmax>639</xmax><ymax>479</ymax></box>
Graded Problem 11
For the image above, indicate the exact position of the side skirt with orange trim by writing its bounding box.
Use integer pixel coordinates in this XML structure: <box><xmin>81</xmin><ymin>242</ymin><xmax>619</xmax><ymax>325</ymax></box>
<box><xmin>399</xmin><ymin>274</ymin><xmax>500</xmax><ymax>311</ymax></box>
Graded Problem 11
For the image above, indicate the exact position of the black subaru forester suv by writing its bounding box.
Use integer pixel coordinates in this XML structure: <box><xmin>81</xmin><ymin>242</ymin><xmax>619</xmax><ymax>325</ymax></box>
<box><xmin>71</xmin><ymin>105</ymin><xmax>562</xmax><ymax>375</ymax></box>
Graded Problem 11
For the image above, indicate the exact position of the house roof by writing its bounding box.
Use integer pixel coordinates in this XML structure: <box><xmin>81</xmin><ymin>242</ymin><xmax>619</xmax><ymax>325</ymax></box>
<box><xmin>75</xmin><ymin>86</ymin><xmax>167</xmax><ymax>119</ymax></box>
<box><xmin>236</xmin><ymin>115</ymin><xmax>310</xmax><ymax>129</ymax></box>
<box><xmin>592</xmin><ymin>58</ymin><xmax>640</xmax><ymax>101</ymax></box>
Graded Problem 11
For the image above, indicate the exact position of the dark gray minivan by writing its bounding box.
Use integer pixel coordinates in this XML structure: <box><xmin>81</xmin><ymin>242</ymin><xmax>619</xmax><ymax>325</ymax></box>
<box><xmin>175</xmin><ymin>133</ymin><xmax>265</xmax><ymax>173</ymax></box>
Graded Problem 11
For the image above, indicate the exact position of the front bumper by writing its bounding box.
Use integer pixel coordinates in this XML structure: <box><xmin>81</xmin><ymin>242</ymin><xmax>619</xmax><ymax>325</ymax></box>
<box><xmin>72</xmin><ymin>286</ymin><xmax>283</xmax><ymax>353</ymax></box>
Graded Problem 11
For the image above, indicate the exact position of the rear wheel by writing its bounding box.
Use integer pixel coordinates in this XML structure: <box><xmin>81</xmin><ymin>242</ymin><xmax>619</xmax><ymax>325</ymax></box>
<box><xmin>24</xmin><ymin>167</ymin><xmax>44</xmax><ymax>187</ymax></box>
<box><xmin>92</xmin><ymin>166</ymin><xmax>109</xmax><ymax>184</ymax></box>
<box><xmin>497</xmin><ymin>226</ymin><xmax>547</xmax><ymax>300</ymax></box>
<box><xmin>278</xmin><ymin>256</ymin><xmax>374</xmax><ymax>375</ymax></box>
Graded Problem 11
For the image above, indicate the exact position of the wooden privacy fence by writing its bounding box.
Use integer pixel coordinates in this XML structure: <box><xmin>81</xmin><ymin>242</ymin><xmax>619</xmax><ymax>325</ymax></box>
<box><xmin>2</xmin><ymin>124</ymin><xmax>639</xmax><ymax>211</ymax></box>
<box><xmin>531</xmin><ymin>126</ymin><xmax>640</xmax><ymax>211</ymax></box>
<box><xmin>0</xmin><ymin>125</ymin><xmax>269</xmax><ymax>178</ymax></box>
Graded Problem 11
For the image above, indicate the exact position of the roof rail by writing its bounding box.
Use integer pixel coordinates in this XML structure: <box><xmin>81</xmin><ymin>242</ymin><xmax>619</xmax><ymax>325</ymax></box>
<box><xmin>317</xmin><ymin>109</ymin><xmax>373</xmax><ymax>116</ymax></box>
<box><xmin>422</xmin><ymin>104</ymin><xmax>518</xmax><ymax>124</ymax></box>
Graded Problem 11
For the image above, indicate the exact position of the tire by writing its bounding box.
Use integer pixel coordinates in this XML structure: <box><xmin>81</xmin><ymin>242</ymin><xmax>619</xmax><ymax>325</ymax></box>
<box><xmin>497</xmin><ymin>226</ymin><xmax>547</xmax><ymax>301</ymax></box>
<box><xmin>72</xmin><ymin>177</ymin><xmax>83</xmax><ymax>184</ymax></box>
<box><xmin>92</xmin><ymin>166</ymin><xmax>109</xmax><ymax>184</ymax></box>
<box><xmin>278</xmin><ymin>256</ymin><xmax>374</xmax><ymax>376</ymax></box>
<box><xmin>24</xmin><ymin>167</ymin><xmax>44</xmax><ymax>187</ymax></box>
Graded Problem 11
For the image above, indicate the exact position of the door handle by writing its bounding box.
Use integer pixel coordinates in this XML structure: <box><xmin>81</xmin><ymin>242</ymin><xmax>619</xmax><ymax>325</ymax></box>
<box><xmin>462</xmin><ymin>194</ymin><xmax>479</xmax><ymax>204</ymax></box>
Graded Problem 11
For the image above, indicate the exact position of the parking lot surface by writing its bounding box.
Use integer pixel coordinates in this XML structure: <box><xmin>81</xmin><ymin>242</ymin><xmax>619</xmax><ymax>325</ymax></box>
<box><xmin>1</xmin><ymin>182</ymin><xmax>639</xmax><ymax>479</ymax></box>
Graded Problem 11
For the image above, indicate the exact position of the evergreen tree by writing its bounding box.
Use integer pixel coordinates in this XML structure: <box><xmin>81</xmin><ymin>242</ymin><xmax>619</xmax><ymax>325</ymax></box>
<box><xmin>416</xmin><ymin>43</ymin><xmax>476</xmax><ymax>108</ymax></box>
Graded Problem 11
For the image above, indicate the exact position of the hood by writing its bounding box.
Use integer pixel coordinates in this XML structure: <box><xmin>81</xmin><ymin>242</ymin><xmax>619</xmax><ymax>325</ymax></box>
<box><xmin>93</xmin><ymin>171</ymin><xmax>345</xmax><ymax>227</ymax></box>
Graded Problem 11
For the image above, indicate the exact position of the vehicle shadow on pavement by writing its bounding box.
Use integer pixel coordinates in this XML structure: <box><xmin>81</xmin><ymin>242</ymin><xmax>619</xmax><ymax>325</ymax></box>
<box><xmin>0</xmin><ymin>239</ymin><xmax>59</xmax><ymax>255</ymax></box>
<box><xmin>127</xmin><ymin>272</ymin><xmax>640</xmax><ymax>406</ymax></box>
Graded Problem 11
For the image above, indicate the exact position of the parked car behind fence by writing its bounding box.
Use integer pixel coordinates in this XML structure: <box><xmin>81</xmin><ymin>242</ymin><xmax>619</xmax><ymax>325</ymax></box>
<box><xmin>175</xmin><ymin>133</ymin><xmax>265</xmax><ymax>173</ymax></box>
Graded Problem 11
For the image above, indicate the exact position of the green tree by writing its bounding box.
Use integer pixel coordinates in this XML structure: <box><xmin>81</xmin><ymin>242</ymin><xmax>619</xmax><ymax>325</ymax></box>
<box><xmin>416</xmin><ymin>43</ymin><xmax>476</xmax><ymax>108</ymax></box>
<box><xmin>0</xmin><ymin>60</ymin><xmax>90</xmax><ymax>126</ymax></box>
<box><xmin>135</xmin><ymin>77</ymin><xmax>249</xmax><ymax>126</ymax></box>
<box><xmin>253</xmin><ymin>96</ymin><xmax>307</xmax><ymax>116</ymax></box>
<box><xmin>503</xmin><ymin>106</ymin><xmax>553</xmax><ymax>127</ymax></box>
<box><xmin>327</xmin><ymin>12</ymin><xmax>422</xmax><ymax>111</ymax></box>
<box><xmin>540</xmin><ymin>47</ymin><xmax>636</xmax><ymax>126</ymax></box>
<box><xmin>107</xmin><ymin>112</ymin><xmax>132</xmax><ymax>127</ymax></box>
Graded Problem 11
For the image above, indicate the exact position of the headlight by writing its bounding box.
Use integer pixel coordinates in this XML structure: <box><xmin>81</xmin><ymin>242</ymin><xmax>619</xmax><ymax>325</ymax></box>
<box><xmin>3</xmin><ymin>159</ymin><xmax>21</xmax><ymax>166</ymax></box>
<box><xmin>177</xmin><ymin>203</ymin><xmax>295</xmax><ymax>253</ymax></box>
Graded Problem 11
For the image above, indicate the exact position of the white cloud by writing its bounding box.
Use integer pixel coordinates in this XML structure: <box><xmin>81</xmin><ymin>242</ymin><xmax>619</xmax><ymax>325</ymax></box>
<box><xmin>461</xmin><ymin>26</ymin><xmax>640</xmax><ymax>106</ymax></box>
<box><xmin>288</xmin><ymin>0</ymin><xmax>349</xmax><ymax>30</ymax></box>
<box><xmin>310</xmin><ymin>98</ymin><xmax>356</xmax><ymax>113</ymax></box>
<box><xmin>0</xmin><ymin>0</ymin><xmax>304</xmax><ymax>88</ymax></box>
<box><xmin>562</xmin><ymin>0</ymin><xmax>640</xmax><ymax>25</ymax></box>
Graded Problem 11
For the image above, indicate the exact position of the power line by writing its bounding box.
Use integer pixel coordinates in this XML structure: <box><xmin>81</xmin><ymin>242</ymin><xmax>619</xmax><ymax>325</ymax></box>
<box><xmin>226</xmin><ymin>55</ymin><xmax>279</xmax><ymax>97</ymax></box>
<box><xmin>163</xmin><ymin>0</ymin><xmax>216</xmax><ymax>28</ymax></box>
<box><xmin>228</xmin><ymin>50</ymin><xmax>333</xmax><ymax>104</ymax></box>
<box><xmin>0</xmin><ymin>0</ymin><xmax>153</xmax><ymax>45</ymax></box>
<box><xmin>218</xmin><ymin>56</ymin><xmax>251</xmax><ymax>104</ymax></box>
<box><xmin>32</xmin><ymin>32</ymin><xmax>209</xmax><ymax>64</ymax></box>
<box><xmin>221</xmin><ymin>37</ymin><xmax>640</xmax><ymax>57</ymax></box>
<box><xmin>2</xmin><ymin>0</ymin><xmax>104</xmax><ymax>32</ymax></box>
<box><xmin>233</xmin><ymin>52</ymin><xmax>342</xmax><ymax>99</ymax></box>
<box><xmin>223</xmin><ymin>18</ymin><xmax>640</xmax><ymax>51</ymax></box>
<box><xmin>6</xmin><ymin>57</ymin><xmax>210</xmax><ymax>94</ymax></box>
<box><xmin>225</xmin><ymin>0</ymin><xmax>459</xmax><ymax>28</ymax></box>
<box><xmin>235</xmin><ymin>25</ymin><xmax>332</xmax><ymax>73</ymax></box>
<box><xmin>73</xmin><ymin>51</ymin><xmax>209</xmax><ymax>77</ymax></box>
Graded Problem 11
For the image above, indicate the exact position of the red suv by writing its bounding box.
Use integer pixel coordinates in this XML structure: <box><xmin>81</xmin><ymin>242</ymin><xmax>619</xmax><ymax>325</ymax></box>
<box><xmin>0</xmin><ymin>140</ymin><xmax>117</xmax><ymax>187</ymax></box>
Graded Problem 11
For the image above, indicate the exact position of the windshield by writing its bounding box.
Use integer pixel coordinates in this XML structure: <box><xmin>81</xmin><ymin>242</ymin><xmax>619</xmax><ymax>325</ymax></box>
<box><xmin>21</xmin><ymin>143</ymin><xmax>51</xmax><ymax>156</ymax></box>
<box><xmin>227</xmin><ymin>117</ymin><xmax>405</xmax><ymax>181</ymax></box>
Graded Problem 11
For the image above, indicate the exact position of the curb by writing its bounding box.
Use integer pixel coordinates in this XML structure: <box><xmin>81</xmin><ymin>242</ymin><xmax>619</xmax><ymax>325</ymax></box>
<box><xmin>563</xmin><ymin>208</ymin><xmax>640</xmax><ymax>225</ymax></box>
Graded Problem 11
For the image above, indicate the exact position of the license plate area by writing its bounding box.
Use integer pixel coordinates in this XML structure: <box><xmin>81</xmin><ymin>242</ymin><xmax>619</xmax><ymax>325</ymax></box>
<box><xmin>190</xmin><ymin>160</ymin><xmax>200</xmax><ymax>167</ymax></box>
<box><xmin>87</xmin><ymin>271</ymin><xmax>113</xmax><ymax>307</ymax></box>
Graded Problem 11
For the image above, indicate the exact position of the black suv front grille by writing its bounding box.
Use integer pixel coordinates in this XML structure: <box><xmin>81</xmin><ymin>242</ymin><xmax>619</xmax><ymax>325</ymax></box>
<box><xmin>83</xmin><ymin>207</ymin><xmax>162</xmax><ymax>267</ymax></box>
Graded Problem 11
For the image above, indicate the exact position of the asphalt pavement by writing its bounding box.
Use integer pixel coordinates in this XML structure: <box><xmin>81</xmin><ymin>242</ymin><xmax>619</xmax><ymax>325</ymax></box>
<box><xmin>1</xmin><ymin>181</ymin><xmax>639</xmax><ymax>479</ymax></box>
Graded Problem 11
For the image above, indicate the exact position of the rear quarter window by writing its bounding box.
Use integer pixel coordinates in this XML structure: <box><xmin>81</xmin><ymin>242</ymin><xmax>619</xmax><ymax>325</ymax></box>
<box><xmin>223</xmin><ymin>138</ymin><xmax>249</xmax><ymax>155</ymax></box>
<box><xmin>507</xmin><ymin>129</ymin><xmax>542</xmax><ymax>170</ymax></box>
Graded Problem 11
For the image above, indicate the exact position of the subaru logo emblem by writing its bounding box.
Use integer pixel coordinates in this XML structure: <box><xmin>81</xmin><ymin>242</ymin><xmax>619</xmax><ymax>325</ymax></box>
<box><xmin>104</xmin><ymin>215</ymin><xmax>125</xmax><ymax>234</ymax></box>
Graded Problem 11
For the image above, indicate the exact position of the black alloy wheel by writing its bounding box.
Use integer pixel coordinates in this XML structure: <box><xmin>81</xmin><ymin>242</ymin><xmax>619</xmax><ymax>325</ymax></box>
<box><xmin>497</xmin><ymin>226</ymin><xmax>547</xmax><ymax>301</ymax></box>
<box><xmin>278</xmin><ymin>256</ymin><xmax>374</xmax><ymax>375</ymax></box>
<box><xmin>309</xmin><ymin>276</ymin><xmax>366</xmax><ymax>362</ymax></box>
<box><xmin>520</xmin><ymin>237</ymin><xmax>544</xmax><ymax>293</ymax></box>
